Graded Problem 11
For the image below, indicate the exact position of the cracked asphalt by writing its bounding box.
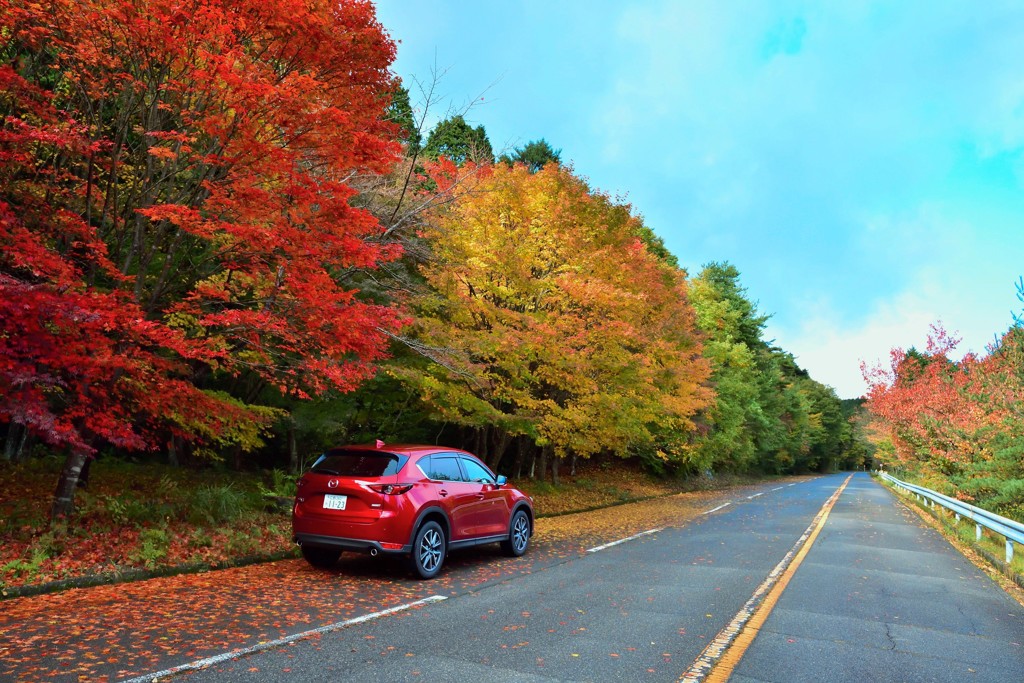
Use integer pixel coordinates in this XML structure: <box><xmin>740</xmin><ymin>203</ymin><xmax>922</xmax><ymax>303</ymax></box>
<box><xmin>729</xmin><ymin>474</ymin><xmax>1024</xmax><ymax>682</ymax></box>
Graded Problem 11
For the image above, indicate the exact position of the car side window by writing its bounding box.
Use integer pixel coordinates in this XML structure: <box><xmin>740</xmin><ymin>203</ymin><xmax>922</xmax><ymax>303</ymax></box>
<box><xmin>414</xmin><ymin>456</ymin><xmax>430</xmax><ymax>480</ymax></box>
<box><xmin>418</xmin><ymin>455</ymin><xmax>465</xmax><ymax>482</ymax></box>
<box><xmin>460</xmin><ymin>456</ymin><xmax>495</xmax><ymax>484</ymax></box>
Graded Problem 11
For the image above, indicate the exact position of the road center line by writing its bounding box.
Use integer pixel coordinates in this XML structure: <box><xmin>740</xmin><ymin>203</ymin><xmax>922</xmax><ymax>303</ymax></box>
<box><xmin>678</xmin><ymin>474</ymin><xmax>853</xmax><ymax>683</ymax></box>
<box><xmin>119</xmin><ymin>595</ymin><xmax>448</xmax><ymax>683</ymax></box>
<box><xmin>771</xmin><ymin>486</ymin><xmax>784</xmax><ymax>492</ymax></box>
<box><xmin>746</xmin><ymin>492</ymin><xmax>765</xmax><ymax>499</ymax></box>
<box><xmin>586</xmin><ymin>527</ymin><xmax>665</xmax><ymax>553</ymax></box>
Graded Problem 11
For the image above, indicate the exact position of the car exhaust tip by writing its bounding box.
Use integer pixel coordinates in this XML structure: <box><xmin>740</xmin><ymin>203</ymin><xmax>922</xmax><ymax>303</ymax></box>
<box><xmin>370</xmin><ymin>548</ymin><xmax>379</xmax><ymax>557</ymax></box>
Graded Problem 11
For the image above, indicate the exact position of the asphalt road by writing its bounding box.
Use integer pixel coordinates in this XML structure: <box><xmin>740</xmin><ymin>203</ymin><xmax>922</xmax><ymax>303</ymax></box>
<box><xmin>729</xmin><ymin>474</ymin><xmax>1024</xmax><ymax>683</ymax></box>
<box><xmin>166</xmin><ymin>473</ymin><xmax>1024</xmax><ymax>682</ymax></box>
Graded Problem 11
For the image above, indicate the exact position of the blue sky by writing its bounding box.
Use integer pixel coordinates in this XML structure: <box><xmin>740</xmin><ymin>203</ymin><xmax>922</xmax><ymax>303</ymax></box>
<box><xmin>374</xmin><ymin>0</ymin><xmax>1024</xmax><ymax>398</ymax></box>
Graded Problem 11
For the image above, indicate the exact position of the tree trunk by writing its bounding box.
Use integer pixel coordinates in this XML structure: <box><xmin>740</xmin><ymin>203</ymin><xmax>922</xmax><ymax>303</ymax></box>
<box><xmin>537</xmin><ymin>446</ymin><xmax>549</xmax><ymax>483</ymax></box>
<box><xmin>167</xmin><ymin>436</ymin><xmax>178</xmax><ymax>467</ymax></box>
<box><xmin>570</xmin><ymin>452</ymin><xmax>578</xmax><ymax>477</ymax></box>
<box><xmin>3</xmin><ymin>424</ymin><xmax>15</xmax><ymax>462</ymax></box>
<box><xmin>551</xmin><ymin>453</ymin><xmax>560</xmax><ymax>486</ymax></box>
<box><xmin>473</xmin><ymin>427</ymin><xmax>486</xmax><ymax>461</ymax></box>
<box><xmin>51</xmin><ymin>450</ymin><xmax>89</xmax><ymax>519</ymax></box>
<box><xmin>486</xmin><ymin>428</ymin><xmax>512</xmax><ymax>471</ymax></box>
<box><xmin>288</xmin><ymin>421</ymin><xmax>299</xmax><ymax>473</ymax></box>
<box><xmin>77</xmin><ymin>455</ymin><xmax>94</xmax><ymax>488</ymax></box>
<box><xmin>3</xmin><ymin>423</ymin><xmax>28</xmax><ymax>462</ymax></box>
<box><xmin>512</xmin><ymin>437</ymin><xmax>528</xmax><ymax>479</ymax></box>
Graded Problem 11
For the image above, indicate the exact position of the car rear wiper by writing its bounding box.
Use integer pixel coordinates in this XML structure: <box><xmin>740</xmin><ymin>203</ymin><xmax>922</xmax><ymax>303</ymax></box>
<box><xmin>311</xmin><ymin>468</ymin><xmax>339</xmax><ymax>475</ymax></box>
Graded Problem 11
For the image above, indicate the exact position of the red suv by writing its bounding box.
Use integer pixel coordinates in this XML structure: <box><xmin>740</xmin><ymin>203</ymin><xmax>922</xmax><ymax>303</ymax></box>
<box><xmin>292</xmin><ymin>444</ymin><xmax>534</xmax><ymax>579</ymax></box>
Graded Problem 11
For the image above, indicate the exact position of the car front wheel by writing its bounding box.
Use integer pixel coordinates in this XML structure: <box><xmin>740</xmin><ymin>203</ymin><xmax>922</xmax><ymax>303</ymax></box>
<box><xmin>410</xmin><ymin>520</ymin><xmax>446</xmax><ymax>579</ymax></box>
<box><xmin>501</xmin><ymin>509</ymin><xmax>530</xmax><ymax>557</ymax></box>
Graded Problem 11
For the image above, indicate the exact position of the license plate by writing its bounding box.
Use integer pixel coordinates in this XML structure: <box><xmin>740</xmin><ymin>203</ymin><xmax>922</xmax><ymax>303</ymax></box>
<box><xmin>323</xmin><ymin>494</ymin><xmax>347</xmax><ymax>510</ymax></box>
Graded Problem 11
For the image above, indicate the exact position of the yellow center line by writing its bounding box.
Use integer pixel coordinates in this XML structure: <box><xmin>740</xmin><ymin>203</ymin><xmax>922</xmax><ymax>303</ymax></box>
<box><xmin>679</xmin><ymin>474</ymin><xmax>853</xmax><ymax>683</ymax></box>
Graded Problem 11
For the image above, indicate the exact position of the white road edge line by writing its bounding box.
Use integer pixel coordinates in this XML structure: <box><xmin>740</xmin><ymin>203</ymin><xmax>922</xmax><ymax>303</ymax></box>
<box><xmin>771</xmin><ymin>486</ymin><xmax>784</xmax><ymax>492</ymax></box>
<box><xmin>746</xmin><ymin>492</ymin><xmax>765</xmax><ymax>499</ymax></box>
<box><xmin>586</xmin><ymin>527</ymin><xmax>665</xmax><ymax>553</ymax></box>
<box><xmin>702</xmin><ymin>502</ymin><xmax>731</xmax><ymax>515</ymax></box>
<box><xmin>119</xmin><ymin>595</ymin><xmax>448</xmax><ymax>683</ymax></box>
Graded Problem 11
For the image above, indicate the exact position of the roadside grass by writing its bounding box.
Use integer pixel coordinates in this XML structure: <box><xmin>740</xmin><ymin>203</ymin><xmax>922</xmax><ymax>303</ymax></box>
<box><xmin>942</xmin><ymin>508</ymin><xmax>1024</xmax><ymax>580</ymax></box>
<box><xmin>951</xmin><ymin>522</ymin><xmax>1024</xmax><ymax>580</ymax></box>
<box><xmin>0</xmin><ymin>455</ymin><xmax>768</xmax><ymax>595</ymax></box>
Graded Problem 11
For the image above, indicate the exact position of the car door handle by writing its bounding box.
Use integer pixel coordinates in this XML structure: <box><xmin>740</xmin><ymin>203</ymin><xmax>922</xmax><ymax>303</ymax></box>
<box><xmin>475</xmin><ymin>493</ymin><xmax>485</xmax><ymax>499</ymax></box>
<box><xmin>439</xmin><ymin>489</ymin><xmax>448</xmax><ymax>497</ymax></box>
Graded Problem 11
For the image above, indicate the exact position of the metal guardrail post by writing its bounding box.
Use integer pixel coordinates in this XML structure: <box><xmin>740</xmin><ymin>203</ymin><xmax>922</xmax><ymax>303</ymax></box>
<box><xmin>877</xmin><ymin>471</ymin><xmax>1024</xmax><ymax>569</ymax></box>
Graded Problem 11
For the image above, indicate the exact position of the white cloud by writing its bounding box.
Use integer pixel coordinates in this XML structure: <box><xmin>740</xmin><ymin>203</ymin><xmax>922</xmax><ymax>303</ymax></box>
<box><xmin>777</xmin><ymin>262</ymin><xmax>1020</xmax><ymax>399</ymax></box>
<box><xmin>774</xmin><ymin>283</ymin><xmax>945</xmax><ymax>398</ymax></box>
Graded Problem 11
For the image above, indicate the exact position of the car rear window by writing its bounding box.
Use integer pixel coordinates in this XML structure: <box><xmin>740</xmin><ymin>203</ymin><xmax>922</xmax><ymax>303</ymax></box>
<box><xmin>310</xmin><ymin>450</ymin><xmax>405</xmax><ymax>477</ymax></box>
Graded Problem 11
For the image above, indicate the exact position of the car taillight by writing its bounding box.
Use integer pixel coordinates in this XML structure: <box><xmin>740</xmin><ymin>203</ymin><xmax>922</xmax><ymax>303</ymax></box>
<box><xmin>368</xmin><ymin>483</ymin><xmax>413</xmax><ymax>495</ymax></box>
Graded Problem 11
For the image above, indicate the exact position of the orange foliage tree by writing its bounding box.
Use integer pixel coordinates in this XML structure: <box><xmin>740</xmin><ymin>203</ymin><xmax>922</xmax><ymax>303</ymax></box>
<box><xmin>393</xmin><ymin>163</ymin><xmax>712</xmax><ymax>476</ymax></box>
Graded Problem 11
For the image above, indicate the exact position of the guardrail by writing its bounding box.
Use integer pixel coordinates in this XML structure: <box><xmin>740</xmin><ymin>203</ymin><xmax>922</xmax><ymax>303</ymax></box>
<box><xmin>877</xmin><ymin>471</ymin><xmax>1024</xmax><ymax>564</ymax></box>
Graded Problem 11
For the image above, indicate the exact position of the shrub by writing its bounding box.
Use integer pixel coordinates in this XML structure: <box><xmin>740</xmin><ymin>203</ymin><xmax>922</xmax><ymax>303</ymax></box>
<box><xmin>258</xmin><ymin>469</ymin><xmax>298</xmax><ymax>498</ymax></box>
<box><xmin>225</xmin><ymin>529</ymin><xmax>259</xmax><ymax>556</ymax></box>
<box><xmin>574</xmin><ymin>477</ymin><xmax>596</xmax><ymax>491</ymax></box>
<box><xmin>132</xmin><ymin>528</ymin><xmax>169</xmax><ymax>569</ymax></box>
<box><xmin>187</xmin><ymin>484</ymin><xmax>256</xmax><ymax>525</ymax></box>
<box><xmin>102</xmin><ymin>494</ymin><xmax>175</xmax><ymax>527</ymax></box>
<box><xmin>1</xmin><ymin>545</ymin><xmax>49</xmax><ymax>582</ymax></box>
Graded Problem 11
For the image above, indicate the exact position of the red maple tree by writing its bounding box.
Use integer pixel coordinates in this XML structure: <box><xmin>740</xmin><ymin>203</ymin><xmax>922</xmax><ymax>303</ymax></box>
<box><xmin>1</xmin><ymin>0</ymin><xmax>404</xmax><ymax>516</ymax></box>
<box><xmin>862</xmin><ymin>322</ymin><xmax>1024</xmax><ymax>477</ymax></box>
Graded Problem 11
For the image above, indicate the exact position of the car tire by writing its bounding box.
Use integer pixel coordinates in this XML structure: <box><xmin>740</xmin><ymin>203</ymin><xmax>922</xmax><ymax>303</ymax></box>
<box><xmin>501</xmin><ymin>509</ymin><xmax>530</xmax><ymax>557</ymax></box>
<box><xmin>410</xmin><ymin>520</ymin><xmax>446</xmax><ymax>579</ymax></box>
<box><xmin>301</xmin><ymin>545</ymin><xmax>341</xmax><ymax>568</ymax></box>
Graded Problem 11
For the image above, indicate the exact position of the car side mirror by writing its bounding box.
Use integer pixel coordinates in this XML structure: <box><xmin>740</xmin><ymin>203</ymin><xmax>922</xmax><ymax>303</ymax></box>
<box><xmin>495</xmin><ymin>475</ymin><xmax>507</xmax><ymax>487</ymax></box>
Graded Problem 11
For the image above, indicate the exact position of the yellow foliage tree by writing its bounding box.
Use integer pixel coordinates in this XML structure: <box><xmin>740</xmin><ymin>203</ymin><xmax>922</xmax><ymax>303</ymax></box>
<box><xmin>393</xmin><ymin>164</ymin><xmax>712</xmax><ymax>474</ymax></box>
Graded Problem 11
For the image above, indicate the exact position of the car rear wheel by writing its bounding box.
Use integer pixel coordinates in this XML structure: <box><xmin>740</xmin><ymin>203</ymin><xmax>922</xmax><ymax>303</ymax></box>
<box><xmin>410</xmin><ymin>520</ymin><xmax>445</xmax><ymax>579</ymax></box>
<box><xmin>301</xmin><ymin>545</ymin><xmax>341</xmax><ymax>568</ymax></box>
<box><xmin>501</xmin><ymin>509</ymin><xmax>530</xmax><ymax>557</ymax></box>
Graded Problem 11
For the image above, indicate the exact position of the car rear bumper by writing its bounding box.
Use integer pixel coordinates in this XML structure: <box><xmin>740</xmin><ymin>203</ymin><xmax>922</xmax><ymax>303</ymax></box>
<box><xmin>293</xmin><ymin>532</ymin><xmax>411</xmax><ymax>555</ymax></box>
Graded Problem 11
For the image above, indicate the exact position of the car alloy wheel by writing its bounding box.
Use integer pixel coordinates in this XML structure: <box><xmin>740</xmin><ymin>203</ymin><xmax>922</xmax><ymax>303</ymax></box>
<box><xmin>411</xmin><ymin>520</ymin><xmax>445</xmax><ymax>579</ymax></box>
<box><xmin>502</xmin><ymin>509</ymin><xmax>530</xmax><ymax>557</ymax></box>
